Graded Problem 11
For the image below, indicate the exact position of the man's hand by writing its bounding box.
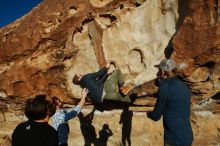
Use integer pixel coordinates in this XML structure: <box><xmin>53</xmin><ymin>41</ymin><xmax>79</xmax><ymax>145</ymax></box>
<box><xmin>107</xmin><ymin>66</ymin><xmax>114</xmax><ymax>74</ymax></box>
<box><xmin>82</xmin><ymin>88</ymin><xmax>89</xmax><ymax>98</ymax></box>
<box><xmin>78</xmin><ymin>88</ymin><xmax>89</xmax><ymax>107</ymax></box>
<box><xmin>106</xmin><ymin>62</ymin><xmax>110</xmax><ymax>69</ymax></box>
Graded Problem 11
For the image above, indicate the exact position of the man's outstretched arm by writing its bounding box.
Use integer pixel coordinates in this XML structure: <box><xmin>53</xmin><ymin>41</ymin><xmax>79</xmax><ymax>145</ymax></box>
<box><xmin>91</xmin><ymin>63</ymin><xmax>112</xmax><ymax>80</ymax></box>
<box><xmin>65</xmin><ymin>88</ymin><xmax>88</xmax><ymax>121</ymax></box>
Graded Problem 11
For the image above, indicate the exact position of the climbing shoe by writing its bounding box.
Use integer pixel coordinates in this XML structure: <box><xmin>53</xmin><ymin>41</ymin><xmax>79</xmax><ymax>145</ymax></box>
<box><xmin>120</xmin><ymin>86</ymin><xmax>131</xmax><ymax>95</ymax></box>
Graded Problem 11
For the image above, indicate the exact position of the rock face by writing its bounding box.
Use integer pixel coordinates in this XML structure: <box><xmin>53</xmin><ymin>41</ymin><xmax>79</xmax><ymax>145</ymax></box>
<box><xmin>0</xmin><ymin>0</ymin><xmax>220</xmax><ymax>145</ymax></box>
<box><xmin>0</xmin><ymin>0</ymin><xmax>218</xmax><ymax>101</ymax></box>
<box><xmin>172</xmin><ymin>0</ymin><xmax>220</xmax><ymax>100</ymax></box>
<box><xmin>0</xmin><ymin>0</ymin><xmax>179</xmax><ymax>101</ymax></box>
<box><xmin>0</xmin><ymin>0</ymin><xmax>218</xmax><ymax>102</ymax></box>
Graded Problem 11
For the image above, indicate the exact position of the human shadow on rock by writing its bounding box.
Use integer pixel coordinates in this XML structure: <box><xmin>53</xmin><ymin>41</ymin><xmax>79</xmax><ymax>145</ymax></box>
<box><xmin>78</xmin><ymin>109</ymin><xmax>97</xmax><ymax>146</ymax></box>
<box><xmin>119</xmin><ymin>106</ymin><xmax>133</xmax><ymax>146</ymax></box>
<box><xmin>95</xmin><ymin>124</ymin><xmax>113</xmax><ymax>146</ymax></box>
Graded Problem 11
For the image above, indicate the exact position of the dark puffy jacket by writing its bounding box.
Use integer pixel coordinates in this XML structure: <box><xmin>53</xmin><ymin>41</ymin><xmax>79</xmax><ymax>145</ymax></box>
<box><xmin>148</xmin><ymin>77</ymin><xmax>193</xmax><ymax>146</ymax></box>
<box><xmin>80</xmin><ymin>68</ymin><xmax>108</xmax><ymax>103</ymax></box>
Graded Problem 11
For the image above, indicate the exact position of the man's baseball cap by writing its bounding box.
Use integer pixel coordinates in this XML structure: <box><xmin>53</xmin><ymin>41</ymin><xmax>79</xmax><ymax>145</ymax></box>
<box><xmin>155</xmin><ymin>59</ymin><xmax>176</xmax><ymax>72</ymax></box>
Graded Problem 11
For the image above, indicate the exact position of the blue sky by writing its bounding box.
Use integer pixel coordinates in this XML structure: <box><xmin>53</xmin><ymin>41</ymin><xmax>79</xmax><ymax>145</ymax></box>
<box><xmin>0</xmin><ymin>0</ymin><xmax>43</xmax><ymax>28</ymax></box>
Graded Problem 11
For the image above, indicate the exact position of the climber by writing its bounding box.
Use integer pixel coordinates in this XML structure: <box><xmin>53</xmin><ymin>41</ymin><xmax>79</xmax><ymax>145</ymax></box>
<box><xmin>72</xmin><ymin>62</ymin><xmax>131</xmax><ymax>104</ymax></box>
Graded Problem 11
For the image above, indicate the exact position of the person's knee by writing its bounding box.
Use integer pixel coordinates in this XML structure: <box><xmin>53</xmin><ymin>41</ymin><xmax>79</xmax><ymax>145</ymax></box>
<box><xmin>113</xmin><ymin>68</ymin><xmax>123</xmax><ymax>79</ymax></box>
<box><xmin>114</xmin><ymin>68</ymin><xmax>121</xmax><ymax>74</ymax></box>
